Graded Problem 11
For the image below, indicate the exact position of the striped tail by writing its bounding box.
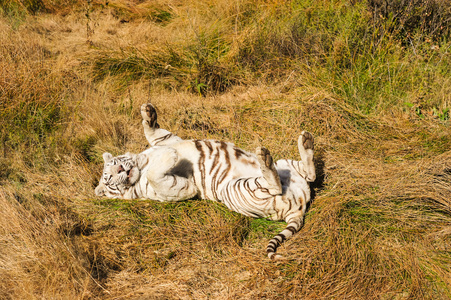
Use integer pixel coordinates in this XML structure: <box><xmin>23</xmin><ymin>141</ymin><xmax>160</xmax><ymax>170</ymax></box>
<box><xmin>266</xmin><ymin>218</ymin><xmax>303</xmax><ymax>260</ymax></box>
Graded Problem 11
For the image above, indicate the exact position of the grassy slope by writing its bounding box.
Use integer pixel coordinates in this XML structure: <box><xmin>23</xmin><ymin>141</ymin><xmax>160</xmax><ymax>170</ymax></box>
<box><xmin>0</xmin><ymin>0</ymin><xmax>450</xmax><ymax>299</ymax></box>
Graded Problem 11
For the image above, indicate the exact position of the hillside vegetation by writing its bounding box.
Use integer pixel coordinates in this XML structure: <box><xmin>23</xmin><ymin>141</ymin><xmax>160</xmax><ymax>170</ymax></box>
<box><xmin>1</xmin><ymin>0</ymin><xmax>450</xmax><ymax>299</ymax></box>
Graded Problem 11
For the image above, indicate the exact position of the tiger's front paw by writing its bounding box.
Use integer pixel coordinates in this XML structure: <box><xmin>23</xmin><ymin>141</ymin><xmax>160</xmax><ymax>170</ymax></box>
<box><xmin>141</xmin><ymin>103</ymin><xmax>159</xmax><ymax>128</ymax></box>
<box><xmin>147</xmin><ymin>147</ymin><xmax>179</xmax><ymax>180</ymax></box>
<box><xmin>159</xmin><ymin>147</ymin><xmax>179</xmax><ymax>170</ymax></box>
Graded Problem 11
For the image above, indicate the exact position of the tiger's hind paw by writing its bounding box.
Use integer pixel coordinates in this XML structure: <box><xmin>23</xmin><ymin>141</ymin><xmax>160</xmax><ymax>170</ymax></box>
<box><xmin>298</xmin><ymin>131</ymin><xmax>316</xmax><ymax>182</ymax></box>
<box><xmin>256</xmin><ymin>147</ymin><xmax>274</xmax><ymax>170</ymax></box>
<box><xmin>141</xmin><ymin>103</ymin><xmax>159</xmax><ymax>128</ymax></box>
<box><xmin>256</xmin><ymin>147</ymin><xmax>282</xmax><ymax>195</ymax></box>
<box><xmin>300</xmin><ymin>131</ymin><xmax>314</xmax><ymax>151</ymax></box>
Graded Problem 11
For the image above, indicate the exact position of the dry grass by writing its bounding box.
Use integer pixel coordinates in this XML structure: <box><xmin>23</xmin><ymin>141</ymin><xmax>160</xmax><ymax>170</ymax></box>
<box><xmin>0</xmin><ymin>0</ymin><xmax>450</xmax><ymax>299</ymax></box>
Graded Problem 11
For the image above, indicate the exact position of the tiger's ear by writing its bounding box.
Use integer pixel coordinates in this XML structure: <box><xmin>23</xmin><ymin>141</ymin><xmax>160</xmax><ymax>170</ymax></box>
<box><xmin>95</xmin><ymin>183</ymin><xmax>106</xmax><ymax>196</ymax></box>
<box><xmin>102</xmin><ymin>152</ymin><xmax>113</xmax><ymax>163</ymax></box>
<box><xmin>136</xmin><ymin>153</ymin><xmax>148</xmax><ymax>170</ymax></box>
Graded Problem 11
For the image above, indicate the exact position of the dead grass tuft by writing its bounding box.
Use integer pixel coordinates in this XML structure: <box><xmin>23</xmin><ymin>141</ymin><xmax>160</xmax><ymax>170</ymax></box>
<box><xmin>0</xmin><ymin>189</ymin><xmax>94</xmax><ymax>299</ymax></box>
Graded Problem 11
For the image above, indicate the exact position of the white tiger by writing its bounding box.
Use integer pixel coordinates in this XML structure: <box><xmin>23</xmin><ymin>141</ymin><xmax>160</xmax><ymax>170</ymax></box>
<box><xmin>95</xmin><ymin>103</ymin><xmax>316</xmax><ymax>260</ymax></box>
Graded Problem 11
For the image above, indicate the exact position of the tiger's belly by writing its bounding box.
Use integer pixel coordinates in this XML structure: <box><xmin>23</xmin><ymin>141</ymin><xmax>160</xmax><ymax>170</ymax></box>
<box><xmin>194</xmin><ymin>160</ymin><xmax>263</xmax><ymax>201</ymax></box>
<box><xmin>173</xmin><ymin>140</ymin><xmax>263</xmax><ymax>202</ymax></box>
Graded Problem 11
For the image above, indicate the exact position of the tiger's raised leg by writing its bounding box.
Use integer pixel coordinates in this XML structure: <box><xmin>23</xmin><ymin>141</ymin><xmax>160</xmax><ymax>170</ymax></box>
<box><xmin>255</xmin><ymin>147</ymin><xmax>282</xmax><ymax>195</ymax></box>
<box><xmin>297</xmin><ymin>131</ymin><xmax>315</xmax><ymax>182</ymax></box>
<box><xmin>266</xmin><ymin>131</ymin><xmax>315</xmax><ymax>260</ymax></box>
<box><xmin>141</xmin><ymin>103</ymin><xmax>182</xmax><ymax>146</ymax></box>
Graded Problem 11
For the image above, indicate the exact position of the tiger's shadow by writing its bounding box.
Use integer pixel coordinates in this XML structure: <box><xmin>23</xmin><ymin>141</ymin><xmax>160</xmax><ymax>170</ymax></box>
<box><xmin>307</xmin><ymin>149</ymin><xmax>326</xmax><ymax>211</ymax></box>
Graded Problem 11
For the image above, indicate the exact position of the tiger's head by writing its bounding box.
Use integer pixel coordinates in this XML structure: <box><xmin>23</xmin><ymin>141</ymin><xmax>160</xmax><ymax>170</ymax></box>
<box><xmin>95</xmin><ymin>152</ymin><xmax>148</xmax><ymax>198</ymax></box>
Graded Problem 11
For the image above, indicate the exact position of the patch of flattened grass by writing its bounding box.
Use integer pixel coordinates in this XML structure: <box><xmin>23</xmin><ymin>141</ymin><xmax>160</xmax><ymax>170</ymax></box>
<box><xmin>422</xmin><ymin>133</ymin><xmax>451</xmax><ymax>154</ymax></box>
<box><xmin>247</xmin><ymin>218</ymin><xmax>286</xmax><ymax>241</ymax></box>
<box><xmin>82</xmin><ymin>198</ymin><xmax>252</xmax><ymax>272</ymax></box>
<box><xmin>335</xmin><ymin>196</ymin><xmax>451</xmax><ymax>296</ymax></box>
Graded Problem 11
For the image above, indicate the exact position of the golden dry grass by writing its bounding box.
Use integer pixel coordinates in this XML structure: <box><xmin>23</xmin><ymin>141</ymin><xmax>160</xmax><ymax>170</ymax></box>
<box><xmin>0</xmin><ymin>0</ymin><xmax>450</xmax><ymax>299</ymax></box>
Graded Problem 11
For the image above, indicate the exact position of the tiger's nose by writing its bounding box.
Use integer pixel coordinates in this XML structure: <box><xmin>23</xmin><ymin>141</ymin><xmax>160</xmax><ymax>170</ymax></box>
<box><xmin>118</xmin><ymin>165</ymin><xmax>124</xmax><ymax>173</ymax></box>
